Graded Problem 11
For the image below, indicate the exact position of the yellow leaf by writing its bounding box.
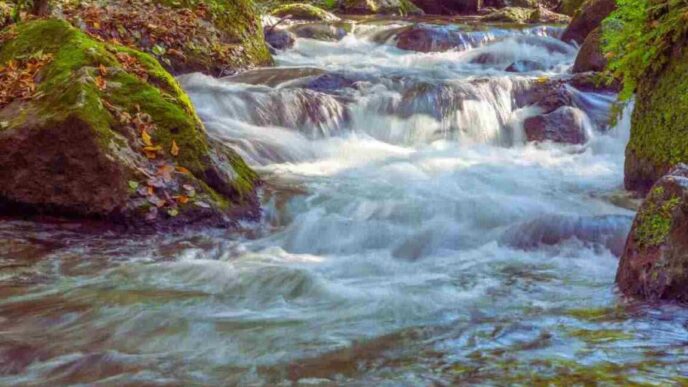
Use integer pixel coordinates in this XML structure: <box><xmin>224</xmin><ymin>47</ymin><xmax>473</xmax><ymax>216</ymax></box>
<box><xmin>143</xmin><ymin>145</ymin><xmax>162</xmax><ymax>152</ymax></box>
<box><xmin>171</xmin><ymin>140</ymin><xmax>180</xmax><ymax>157</ymax></box>
<box><xmin>141</xmin><ymin>130</ymin><xmax>153</xmax><ymax>147</ymax></box>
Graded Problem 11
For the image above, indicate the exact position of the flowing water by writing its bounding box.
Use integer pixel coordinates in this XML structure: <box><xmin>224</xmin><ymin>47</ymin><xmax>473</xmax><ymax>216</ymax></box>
<box><xmin>2</xmin><ymin>20</ymin><xmax>688</xmax><ymax>385</ymax></box>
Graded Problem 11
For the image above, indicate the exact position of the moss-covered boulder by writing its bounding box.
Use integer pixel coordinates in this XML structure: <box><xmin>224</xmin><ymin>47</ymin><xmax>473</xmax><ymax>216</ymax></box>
<box><xmin>572</xmin><ymin>27</ymin><xmax>607</xmax><ymax>73</ymax></box>
<box><xmin>0</xmin><ymin>19</ymin><xmax>259</xmax><ymax>227</ymax></box>
<box><xmin>617</xmin><ymin>164</ymin><xmax>688</xmax><ymax>301</ymax></box>
<box><xmin>61</xmin><ymin>0</ymin><xmax>272</xmax><ymax>76</ymax></box>
<box><xmin>271</xmin><ymin>3</ymin><xmax>340</xmax><ymax>21</ymax></box>
<box><xmin>561</xmin><ymin>0</ymin><xmax>616</xmax><ymax>44</ymax></box>
<box><xmin>340</xmin><ymin>0</ymin><xmax>424</xmax><ymax>16</ymax></box>
<box><xmin>624</xmin><ymin>40</ymin><xmax>688</xmax><ymax>193</ymax></box>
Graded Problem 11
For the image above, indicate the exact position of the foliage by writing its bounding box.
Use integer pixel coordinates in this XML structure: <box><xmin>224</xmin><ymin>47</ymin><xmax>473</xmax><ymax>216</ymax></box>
<box><xmin>603</xmin><ymin>0</ymin><xmax>688</xmax><ymax>101</ymax></box>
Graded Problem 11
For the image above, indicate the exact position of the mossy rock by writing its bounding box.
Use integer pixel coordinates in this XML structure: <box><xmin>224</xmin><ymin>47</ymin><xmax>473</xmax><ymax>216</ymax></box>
<box><xmin>61</xmin><ymin>0</ymin><xmax>272</xmax><ymax>76</ymax></box>
<box><xmin>561</xmin><ymin>0</ymin><xmax>616</xmax><ymax>44</ymax></box>
<box><xmin>339</xmin><ymin>0</ymin><xmax>424</xmax><ymax>16</ymax></box>
<box><xmin>625</xmin><ymin>38</ymin><xmax>688</xmax><ymax>193</ymax></box>
<box><xmin>0</xmin><ymin>19</ymin><xmax>260</xmax><ymax>228</ymax></box>
<box><xmin>482</xmin><ymin>6</ymin><xmax>570</xmax><ymax>24</ymax></box>
<box><xmin>617</xmin><ymin>164</ymin><xmax>688</xmax><ymax>301</ymax></box>
<box><xmin>572</xmin><ymin>27</ymin><xmax>607</xmax><ymax>73</ymax></box>
<box><xmin>271</xmin><ymin>3</ymin><xmax>340</xmax><ymax>21</ymax></box>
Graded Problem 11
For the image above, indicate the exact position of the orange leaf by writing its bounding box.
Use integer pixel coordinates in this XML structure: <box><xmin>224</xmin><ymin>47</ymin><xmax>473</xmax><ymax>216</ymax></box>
<box><xmin>170</xmin><ymin>140</ymin><xmax>180</xmax><ymax>157</ymax></box>
<box><xmin>143</xmin><ymin>145</ymin><xmax>162</xmax><ymax>152</ymax></box>
<box><xmin>174</xmin><ymin>195</ymin><xmax>190</xmax><ymax>204</ymax></box>
<box><xmin>95</xmin><ymin>76</ymin><xmax>107</xmax><ymax>91</ymax></box>
<box><xmin>176</xmin><ymin>166</ymin><xmax>191</xmax><ymax>175</ymax></box>
<box><xmin>99</xmin><ymin>64</ymin><xmax>108</xmax><ymax>76</ymax></box>
<box><xmin>141</xmin><ymin>130</ymin><xmax>153</xmax><ymax>147</ymax></box>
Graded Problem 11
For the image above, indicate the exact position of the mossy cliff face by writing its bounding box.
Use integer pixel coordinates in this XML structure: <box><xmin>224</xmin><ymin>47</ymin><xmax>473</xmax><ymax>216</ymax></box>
<box><xmin>0</xmin><ymin>19</ymin><xmax>259</xmax><ymax>227</ymax></box>
<box><xmin>61</xmin><ymin>0</ymin><xmax>272</xmax><ymax>76</ymax></box>
<box><xmin>625</xmin><ymin>43</ymin><xmax>688</xmax><ymax>193</ymax></box>
<box><xmin>617</xmin><ymin>164</ymin><xmax>688</xmax><ymax>301</ymax></box>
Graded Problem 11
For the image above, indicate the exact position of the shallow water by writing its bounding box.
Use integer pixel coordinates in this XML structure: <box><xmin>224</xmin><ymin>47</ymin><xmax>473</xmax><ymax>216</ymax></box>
<box><xmin>2</xmin><ymin>21</ymin><xmax>688</xmax><ymax>385</ymax></box>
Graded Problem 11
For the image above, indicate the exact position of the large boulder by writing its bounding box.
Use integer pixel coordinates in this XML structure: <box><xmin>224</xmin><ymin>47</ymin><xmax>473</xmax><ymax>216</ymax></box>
<box><xmin>0</xmin><ymin>20</ymin><xmax>259</xmax><ymax>227</ymax></box>
<box><xmin>271</xmin><ymin>3</ymin><xmax>340</xmax><ymax>21</ymax></box>
<box><xmin>572</xmin><ymin>26</ymin><xmax>607</xmax><ymax>73</ymax></box>
<box><xmin>523</xmin><ymin>106</ymin><xmax>588</xmax><ymax>144</ymax></box>
<box><xmin>561</xmin><ymin>0</ymin><xmax>616</xmax><ymax>44</ymax></box>
<box><xmin>625</xmin><ymin>40</ymin><xmax>688</xmax><ymax>194</ymax></box>
<box><xmin>61</xmin><ymin>0</ymin><xmax>272</xmax><ymax>76</ymax></box>
<box><xmin>340</xmin><ymin>0</ymin><xmax>424</xmax><ymax>15</ymax></box>
<box><xmin>617</xmin><ymin>164</ymin><xmax>688</xmax><ymax>301</ymax></box>
<box><xmin>410</xmin><ymin>0</ymin><xmax>482</xmax><ymax>14</ymax></box>
<box><xmin>264</xmin><ymin>26</ymin><xmax>296</xmax><ymax>50</ymax></box>
<box><xmin>288</xmin><ymin>22</ymin><xmax>351</xmax><ymax>41</ymax></box>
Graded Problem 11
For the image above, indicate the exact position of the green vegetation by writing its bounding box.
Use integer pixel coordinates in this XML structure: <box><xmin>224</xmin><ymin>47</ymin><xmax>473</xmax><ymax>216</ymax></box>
<box><xmin>634</xmin><ymin>186</ymin><xmax>681</xmax><ymax>247</ymax></box>
<box><xmin>603</xmin><ymin>0</ymin><xmax>688</xmax><ymax>101</ymax></box>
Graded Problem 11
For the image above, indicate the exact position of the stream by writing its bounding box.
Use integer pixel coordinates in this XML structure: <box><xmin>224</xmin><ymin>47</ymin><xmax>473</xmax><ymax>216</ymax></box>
<box><xmin>1</xmin><ymin>20</ymin><xmax>688</xmax><ymax>385</ymax></box>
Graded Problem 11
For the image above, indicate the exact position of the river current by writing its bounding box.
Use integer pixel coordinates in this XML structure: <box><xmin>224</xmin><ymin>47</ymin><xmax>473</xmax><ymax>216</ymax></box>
<box><xmin>1</xmin><ymin>20</ymin><xmax>688</xmax><ymax>385</ymax></box>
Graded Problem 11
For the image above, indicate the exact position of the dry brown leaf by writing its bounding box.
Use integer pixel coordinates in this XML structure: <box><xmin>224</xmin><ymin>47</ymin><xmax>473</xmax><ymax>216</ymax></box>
<box><xmin>170</xmin><ymin>140</ymin><xmax>180</xmax><ymax>156</ymax></box>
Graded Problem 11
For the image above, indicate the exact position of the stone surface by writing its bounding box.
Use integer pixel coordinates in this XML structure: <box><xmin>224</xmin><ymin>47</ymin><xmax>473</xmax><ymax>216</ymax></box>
<box><xmin>561</xmin><ymin>0</ymin><xmax>616</xmax><ymax>44</ymax></box>
<box><xmin>524</xmin><ymin>106</ymin><xmax>588</xmax><ymax>144</ymax></box>
<box><xmin>572</xmin><ymin>27</ymin><xmax>607</xmax><ymax>73</ymax></box>
<box><xmin>617</xmin><ymin>164</ymin><xmax>688</xmax><ymax>301</ymax></box>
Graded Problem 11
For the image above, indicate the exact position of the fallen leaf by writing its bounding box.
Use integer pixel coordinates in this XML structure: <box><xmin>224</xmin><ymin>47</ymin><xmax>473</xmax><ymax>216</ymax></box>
<box><xmin>157</xmin><ymin>164</ymin><xmax>175</xmax><ymax>182</ymax></box>
<box><xmin>141</xmin><ymin>130</ymin><xmax>153</xmax><ymax>147</ymax></box>
<box><xmin>99</xmin><ymin>64</ymin><xmax>108</xmax><ymax>76</ymax></box>
<box><xmin>128</xmin><ymin>180</ymin><xmax>139</xmax><ymax>190</ymax></box>
<box><xmin>174</xmin><ymin>195</ymin><xmax>189</xmax><ymax>204</ymax></box>
<box><xmin>170</xmin><ymin>140</ymin><xmax>180</xmax><ymax>156</ymax></box>
<box><xmin>167</xmin><ymin>208</ymin><xmax>179</xmax><ymax>217</ymax></box>
<box><xmin>95</xmin><ymin>76</ymin><xmax>107</xmax><ymax>91</ymax></box>
<box><xmin>194</xmin><ymin>201</ymin><xmax>211</xmax><ymax>208</ymax></box>
<box><xmin>176</xmin><ymin>166</ymin><xmax>191</xmax><ymax>175</ymax></box>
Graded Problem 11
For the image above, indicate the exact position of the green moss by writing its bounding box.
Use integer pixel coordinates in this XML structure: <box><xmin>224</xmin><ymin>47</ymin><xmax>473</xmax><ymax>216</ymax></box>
<box><xmin>558</xmin><ymin>0</ymin><xmax>587</xmax><ymax>16</ymax></box>
<box><xmin>567</xmin><ymin>328</ymin><xmax>635</xmax><ymax>344</ymax></box>
<box><xmin>271</xmin><ymin>3</ymin><xmax>338</xmax><ymax>21</ymax></box>
<box><xmin>0</xmin><ymin>19</ymin><xmax>259</xmax><ymax>218</ymax></box>
<box><xmin>481</xmin><ymin>7</ymin><xmax>535</xmax><ymax>24</ymax></box>
<box><xmin>340</xmin><ymin>0</ymin><xmax>422</xmax><ymax>16</ymax></box>
<box><xmin>565</xmin><ymin>306</ymin><xmax>627</xmax><ymax>322</ymax></box>
<box><xmin>634</xmin><ymin>186</ymin><xmax>680</xmax><ymax>247</ymax></box>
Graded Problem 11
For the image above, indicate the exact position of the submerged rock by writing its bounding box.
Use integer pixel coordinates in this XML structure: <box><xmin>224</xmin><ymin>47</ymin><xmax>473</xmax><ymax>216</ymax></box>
<box><xmin>505</xmin><ymin>60</ymin><xmax>546</xmax><ymax>72</ymax></box>
<box><xmin>617</xmin><ymin>164</ymin><xmax>688</xmax><ymax>301</ymax></box>
<box><xmin>395</xmin><ymin>25</ymin><xmax>473</xmax><ymax>52</ymax></box>
<box><xmin>501</xmin><ymin>214</ymin><xmax>633</xmax><ymax>257</ymax></box>
<box><xmin>264</xmin><ymin>26</ymin><xmax>296</xmax><ymax>50</ymax></box>
<box><xmin>61</xmin><ymin>0</ymin><xmax>272</xmax><ymax>76</ymax></box>
<box><xmin>524</xmin><ymin>106</ymin><xmax>588</xmax><ymax>144</ymax></box>
<box><xmin>561</xmin><ymin>0</ymin><xmax>616</xmax><ymax>44</ymax></box>
<box><xmin>0</xmin><ymin>20</ymin><xmax>259</xmax><ymax>228</ymax></box>
<box><xmin>271</xmin><ymin>3</ymin><xmax>340</xmax><ymax>22</ymax></box>
<box><xmin>572</xmin><ymin>27</ymin><xmax>607</xmax><ymax>73</ymax></box>
<box><xmin>288</xmin><ymin>23</ymin><xmax>351</xmax><ymax>41</ymax></box>
<box><xmin>340</xmin><ymin>0</ymin><xmax>424</xmax><ymax>16</ymax></box>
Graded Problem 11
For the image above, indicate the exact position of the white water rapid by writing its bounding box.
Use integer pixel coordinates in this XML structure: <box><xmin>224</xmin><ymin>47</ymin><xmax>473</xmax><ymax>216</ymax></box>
<box><xmin>2</xmin><ymin>20</ymin><xmax>688</xmax><ymax>386</ymax></box>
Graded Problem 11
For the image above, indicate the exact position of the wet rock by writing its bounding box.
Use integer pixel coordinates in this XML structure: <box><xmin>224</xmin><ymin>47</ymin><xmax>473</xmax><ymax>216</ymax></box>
<box><xmin>395</xmin><ymin>25</ymin><xmax>493</xmax><ymax>52</ymax></box>
<box><xmin>271</xmin><ymin>3</ymin><xmax>340</xmax><ymax>22</ymax></box>
<box><xmin>505</xmin><ymin>60</ymin><xmax>546</xmax><ymax>72</ymax></box>
<box><xmin>0</xmin><ymin>20</ymin><xmax>260</xmax><ymax>228</ymax></box>
<box><xmin>225</xmin><ymin>67</ymin><xmax>327</xmax><ymax>87</ymax></box>
<box><xmin>572</xmin><ymin>27</ymin><xmax>607</xmax><ymax>73</ymax></box>
<box><xmin>501</xmin><ymin>214</ymin><xmax>633</xmax><ymax>257</ymax></box>
<box><xmin>617</xmin><ymin>164</ymin><xmax>688</xmax><ymax>301</ymax></box>
<box><xmin>289</xmin><ymin>23</ymin><xmax>350</xmax><ymax>41</ymax></box>
<box><xmin>514</xmin><ymin>79</ymin><xmax>574</xmax><ymax>114</ymax></box>
<box><xmin>304</xmin><ymin>73</ymin><xmax>359</xmax><ymax>92</ymax></box>
<box><xmin>340</xmin><ymin>0</ymin><xmax>424</xmax><ymax>16</ymax></box>
<box><xmin>481</xmin><ymin>6</ymin><xmax>569</xmax><ymax>24</ymax></box>
<box><xmin>410</xmin><ymin>0</ymin><xmax>482</xmax><ymax>14</ymax></box>
<box><xmin>264</xmin><ymin>26</ymin><xmax>296</xmax><ymax>50</ymax></box>
<box><xmin>561</xmin><ymin>0</ymin><xmax>616</xmax><ymax>44</ymax></box>
<box><xmin>524</xmin><ymin>106</ymin><xmax>588</xmax><ymax>144</ymax></box>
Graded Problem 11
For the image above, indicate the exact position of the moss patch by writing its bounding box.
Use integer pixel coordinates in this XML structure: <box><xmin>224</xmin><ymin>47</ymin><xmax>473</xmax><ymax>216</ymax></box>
<box><xmin>634</xmin><ymin>186</ymin><xmax>681</xmax><ymax>247</ymax></box>
<box><xmin>271</xmin><ymin>3</ymin><xmax>339</xmax><ymax>21</ymax></box>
